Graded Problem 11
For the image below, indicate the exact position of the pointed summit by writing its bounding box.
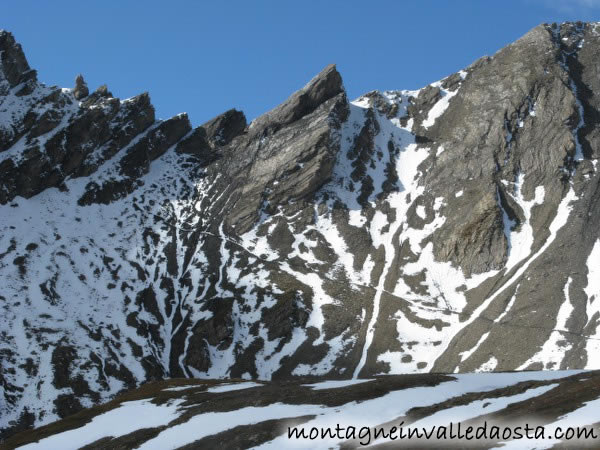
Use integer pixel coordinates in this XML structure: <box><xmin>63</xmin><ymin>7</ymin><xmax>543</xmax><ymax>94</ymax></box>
<box><xmin>0</xmin><ymin>30</ymin><xmax>36</xmax><ymax>89</ymax></box>
<box><xmin>73</xmin><ymin>74</ymin><xmax>89</xmax><ymax>99</ymax></box>
<box><xmin>280</xmin><ymin>63</ymin><xmax>344</xmax><ymax>124</ymax></box>
<box><xmin>209</xmin><ymin>64</ymin><xmax>348</xmax><ymax>233</ymax></box>
<box><xmin>251</xmin><ymin>64</ymin><xmax>344</xmax><ymax>133</ymax></box>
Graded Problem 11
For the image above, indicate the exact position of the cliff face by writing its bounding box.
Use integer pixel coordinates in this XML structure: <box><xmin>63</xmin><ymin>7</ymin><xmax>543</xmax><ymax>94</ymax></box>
<box><xmin>2</xmin><ymin>22</ymin><xmax>600</xmax><ymax>436</ymax></box>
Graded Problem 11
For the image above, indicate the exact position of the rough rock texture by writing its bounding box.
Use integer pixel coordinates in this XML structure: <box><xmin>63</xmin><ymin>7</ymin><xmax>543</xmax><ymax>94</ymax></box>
<box><xmin>0</xmin><ymin>30</ymin><xmax>35</xmax><ymax>91</ymax></box>
<box><xmin>201</xmin><ymin>64</ymin><xmax>348</xmax><ymax>233</ymax></box>
<box><xmin>3</xmin><ymin>23</ymin><xmax>600</xmax><ymax>438</ymax></box>
<box><xmin>72</xmin><ymin>74</ymin><xmax>88</xmax><ymax>100</ymax></box>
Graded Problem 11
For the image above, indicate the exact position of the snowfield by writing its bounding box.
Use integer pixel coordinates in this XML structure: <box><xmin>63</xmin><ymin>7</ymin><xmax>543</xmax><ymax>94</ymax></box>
<box><xmin>10</xmin><ymin>371</ymin><xmax>600</xmax><ymax>449</ymax></box>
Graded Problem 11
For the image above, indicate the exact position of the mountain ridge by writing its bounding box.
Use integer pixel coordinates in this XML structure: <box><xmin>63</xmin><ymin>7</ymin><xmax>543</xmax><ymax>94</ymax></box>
<box><xmin>2</xmin><ymin>21</ymin><xmax>600</xmax><ymax>439</ymax></box>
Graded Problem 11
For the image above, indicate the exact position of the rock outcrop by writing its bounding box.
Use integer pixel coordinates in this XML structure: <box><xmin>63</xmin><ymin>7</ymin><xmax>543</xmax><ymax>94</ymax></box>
<box><xmin>73</xmin><ymin>74</ymin><xmax>89</xmax><ymax>100</ymax></box>
<box><xmin>0</xmin><ymin>30</ymin><xmax>35</xmax><ymax>92</ymax></box>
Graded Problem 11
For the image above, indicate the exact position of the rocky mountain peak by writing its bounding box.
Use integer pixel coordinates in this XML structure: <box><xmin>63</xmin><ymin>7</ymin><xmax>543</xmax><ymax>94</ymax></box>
<box><xmin>72</xmin><ymin>74</ymin><xmax>89</xmax><ymax>100</ymax></box>
<box><xmin>274</xmin><ymin>63</ymin><xmax>344</xmax><ymax>123</ymax></box>
<box><xmin>203</xmin><ymin>108</ymin><xmax>247</xmax><ymax>146</ymax></box>
<box><xmin>0</xmin><ymin>30</ymin><xmax>36</xmax><ymax>93</ymax></box>
<box><xmin>203</xmin><ymin>63</ymin><xmax>349</xmax><ymax>233</ymax></box>
<box><xmin>249</xmin><ymin>63</ymin><xmax>344</xmax><ymax>135</ymax></box>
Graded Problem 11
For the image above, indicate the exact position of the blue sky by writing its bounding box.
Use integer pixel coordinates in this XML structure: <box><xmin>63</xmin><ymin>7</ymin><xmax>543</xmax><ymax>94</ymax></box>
<box><xmin>3</xmin><ymin>1</ymin><xmax>599</xmax><ymax>126</ymax></box>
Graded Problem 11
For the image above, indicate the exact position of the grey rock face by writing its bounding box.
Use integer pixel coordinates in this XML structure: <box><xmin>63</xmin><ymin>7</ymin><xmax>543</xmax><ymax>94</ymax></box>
<box><xmin>0</xmin><ymin>30</ymin><xmax>35</xmax><ymax>91</ymax></box>
<box><xmin>3</xmin><ymin>23</ymin><xmax>600</xmax><ymax>438</ymax></box>
<box><xmin>203</xmin><ymin>108</ymin><xmax>246</xmax><ymax>147</ymax></box>
<box><xmin>183</xmin><ymin>64</ymin><xmax>349</xmax><ymax>234</ymax></box>
<box><xmin>0</xmin><ymin>85</ymin><xmax>159</xmax><ymax>203</ymax></box>
<box><xmin>175</xmin><ymin>109</ymin><xmax>246</xmax><ymax>162</ymax></box>
<box><xmin>73</xmin><ymin>74</ymin><xmax>89</xmax><ymax>100</ymax></box>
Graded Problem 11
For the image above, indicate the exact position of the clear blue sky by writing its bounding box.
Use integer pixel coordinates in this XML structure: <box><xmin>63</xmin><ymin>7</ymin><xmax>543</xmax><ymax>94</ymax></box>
<box><xmin>3</xmin><ymin>1</ymin><xmax>599</xmax><ymax>126</ymax></box>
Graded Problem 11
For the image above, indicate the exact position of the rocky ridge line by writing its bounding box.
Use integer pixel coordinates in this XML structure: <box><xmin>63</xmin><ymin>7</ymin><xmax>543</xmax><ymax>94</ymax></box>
<box><xmin>2</xmin><ymin>23</ymin><xmax>600</xmax><ymax>439</ymax></box>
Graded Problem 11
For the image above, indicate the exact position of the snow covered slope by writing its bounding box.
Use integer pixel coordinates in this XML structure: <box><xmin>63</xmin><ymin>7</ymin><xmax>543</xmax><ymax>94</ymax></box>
<box><xmin>3</xmin><ymin>22</ymin><xmax>600</xmax><ymax>438</ymax></box>
<box><xmin>5</xmin><ymin>371</ymin><xmax>600</xmax><ymax>449</ymax></box>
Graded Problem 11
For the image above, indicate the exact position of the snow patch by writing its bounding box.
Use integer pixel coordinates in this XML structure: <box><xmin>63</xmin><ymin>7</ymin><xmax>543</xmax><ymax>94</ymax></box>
<box><xmin>422</xmin><ymin>86</ymin><xmax>460</xmax><ymax>129</ymax></box>
<box><xmin>304</xmin><ymin>379</ymin><xmax>374</xmax><ymax>390</ymax></box>
<box><xmin>206</xmin><ymin>382</ymin><xmax>262</xmax><ymax>393</ymax></box>
<box><xmin>20</xmin><ymin>399</ymin><xmax>183</xmax><ymax>450</ymax></box>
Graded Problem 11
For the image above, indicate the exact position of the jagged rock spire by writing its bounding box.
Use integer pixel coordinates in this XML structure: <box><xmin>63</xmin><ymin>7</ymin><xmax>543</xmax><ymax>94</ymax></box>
<box><xmin>0</xmin><ymin>30</ymin><xmax>36</xmax><ymax>91</ymax></box>
<box><xmin>250</xmin><ymin>63</ymin><xmax>344</xmax><ymax>133</ymax></box>
<box><xmin>73</xmin><ymin>74</ymin><xmax>89</xmax><ymax>99</ymax></box>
